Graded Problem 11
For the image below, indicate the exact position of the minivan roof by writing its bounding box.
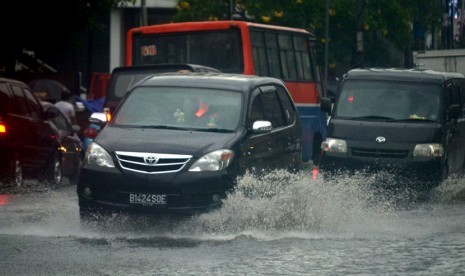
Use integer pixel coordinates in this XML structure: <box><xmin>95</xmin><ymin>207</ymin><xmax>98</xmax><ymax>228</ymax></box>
<box><xmin>135</xmin><ymin>73</ymin><xmax>286</xmax><ymax>92</ymax></box>
<box><xmin>344</xmin><ymin>68</ymin><xmax>465</xmax><ymax>83</ymax></box>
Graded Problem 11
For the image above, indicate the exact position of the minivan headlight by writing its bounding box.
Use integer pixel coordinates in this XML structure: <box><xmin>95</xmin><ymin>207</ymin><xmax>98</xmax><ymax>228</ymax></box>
<box><xmin>85</xmin><ymin>142</ymin><xmax>115</xmax><ymax>167</ymax></box>
<box><xmin>321</xmin><ymin>138</ymin><xmax>347</xmax><ymax>153</ymax></box>
<box><xmin>413</xmin><ymin>143</ymin><xmax>444</xmax><ymax>157</ymax></box>
<box><xmin>189</xmin><ymin>149</ymin><xmax>234</xmax><ymax>172</ymax></box>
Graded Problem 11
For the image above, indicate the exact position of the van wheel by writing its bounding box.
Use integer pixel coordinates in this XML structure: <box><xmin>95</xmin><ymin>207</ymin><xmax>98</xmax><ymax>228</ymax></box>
<box><xmin>440</xmin><ymin>162</ymin><xmax>449</xmax><ymax>182</ymax></box>
<box><xmin>69</xmin><ymin>158</ymin><xmax>82</xmax><ymax>186</ymax></box>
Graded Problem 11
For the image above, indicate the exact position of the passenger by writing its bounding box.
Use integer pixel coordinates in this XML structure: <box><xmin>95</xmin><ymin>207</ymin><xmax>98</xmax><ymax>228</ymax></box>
<box><xmin>176</xmin><ymin>95</ymin><xmax>220</xmax><ymax>127</ymax></box>
<box><xmin>409</xmin><ymin>96</ymin><xmax>437</xmax><ymax>120</ymax></box>
<box><xmin>55</xmin><ymin>90</ymin><xmax>77</xmax><ymax>125</ymax></box>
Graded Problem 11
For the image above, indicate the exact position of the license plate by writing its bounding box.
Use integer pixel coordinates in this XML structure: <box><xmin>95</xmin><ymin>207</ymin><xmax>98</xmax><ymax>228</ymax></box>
<box><xmin>129</xmin><ymin>193</ymin><xmax>167</xmax><ymax>205</ymax></box>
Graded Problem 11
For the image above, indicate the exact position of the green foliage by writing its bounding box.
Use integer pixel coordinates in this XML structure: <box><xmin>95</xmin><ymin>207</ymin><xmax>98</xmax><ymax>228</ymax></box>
<box><xmin>172</xmin><ymin>0</ymin><xmax>444</xmax><ymax>69</ymax></box>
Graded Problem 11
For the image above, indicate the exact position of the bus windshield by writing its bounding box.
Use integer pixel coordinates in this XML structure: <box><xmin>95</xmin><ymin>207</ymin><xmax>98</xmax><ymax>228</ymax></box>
<box><xmin>132</xmin><ymin>29</ymin><xmax>243</xmax><ymax>73</ymax></box>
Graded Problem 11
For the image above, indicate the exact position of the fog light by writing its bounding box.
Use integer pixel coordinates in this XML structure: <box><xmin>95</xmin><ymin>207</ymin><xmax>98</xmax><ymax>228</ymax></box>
<box><xmin>212</xmin><ymin>194</ymin><xmax>222</xmax><ymax>204</ymax></box>
<box><xmin>83</xmin><ymin>187</ymin><xmax>92</xmax><ymax>197</ymax></box>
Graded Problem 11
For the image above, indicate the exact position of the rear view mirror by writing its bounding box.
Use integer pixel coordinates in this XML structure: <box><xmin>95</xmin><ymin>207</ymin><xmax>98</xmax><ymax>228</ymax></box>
<box><xmin>320</xmin><ymin>97</ymin><xmax>332</xmax><ymax>113</ymax></box>
<box><xmin>89</xmin><ymin>112</ymin><xmax>107</xmax><ymax>126</ymax></box>
<box><xmin>252</xmin><ymin>120</ymin><xmax>272</xmax><ymax>134</ymax></box>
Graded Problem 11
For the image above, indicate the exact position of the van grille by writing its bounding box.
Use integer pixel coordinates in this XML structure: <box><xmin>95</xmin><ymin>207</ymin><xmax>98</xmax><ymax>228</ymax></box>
<box><xmin>351</xmin><ymin>148</ymin><xmax>409</xmax><ymax>159</ymax></box>
<box><xmin>115</xmin><ymin>151</ymin><xmax>192</xmax><ymax>174</ymax></box>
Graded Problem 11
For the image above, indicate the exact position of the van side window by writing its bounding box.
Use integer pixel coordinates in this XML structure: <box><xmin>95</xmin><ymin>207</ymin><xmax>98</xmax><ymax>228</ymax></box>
<box><xmin>276</xmin><ymin>85</ymin><xmax>296</xmax><ymax>125</ymax></box>
<box><xmin>260</xmin><ymin>88</ymin><xmax>285</xmax><ymax>128</ymax></box>
<box><xmin>248</xmin><ymin>92</ymin><xmax>265</xmax><ymax>128</ymax></box>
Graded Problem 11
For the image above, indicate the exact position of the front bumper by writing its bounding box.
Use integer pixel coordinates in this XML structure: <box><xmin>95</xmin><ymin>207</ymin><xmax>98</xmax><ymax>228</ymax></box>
<box><xmin>319</xmin><ymin>152</ymin><xmax>443</xmax><ymax>183</ymax></box>
<box><xmin>77</xmin><ymin>164</ymin><xmax>236</xmax><ymax>215</ymax></box>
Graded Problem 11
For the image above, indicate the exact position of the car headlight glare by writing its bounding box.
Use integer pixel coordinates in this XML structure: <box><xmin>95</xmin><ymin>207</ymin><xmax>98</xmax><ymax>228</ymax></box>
<box><xmin>321</xmin><ymin>138</ymin><xmax>347</xmax><ymax>153</ymax></box>
<box><xmin>85</xmin><ymin>142</ymin><xmax>115</xmax><ymax>167</ymax></box>
<box><xmin>189</xmin><ymin>149</ymin><xmax>234</xmax><ymax>172</ymax></box>
<box><xmin>413</xmin><ymin>143</ymin><xmax>444</xmax><ymax>157</ymax></box>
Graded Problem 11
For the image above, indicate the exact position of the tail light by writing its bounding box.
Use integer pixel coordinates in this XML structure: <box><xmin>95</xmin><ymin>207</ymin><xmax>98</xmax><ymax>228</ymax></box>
<box><xmin>0</xmin><ymin>117</ymin><xmax>6</xmax><ymax>134</ymax></box>
<box><xmin>83</xmin><ymin>127</ymin><xmax>98</xmax><ymax>139</ymax></box>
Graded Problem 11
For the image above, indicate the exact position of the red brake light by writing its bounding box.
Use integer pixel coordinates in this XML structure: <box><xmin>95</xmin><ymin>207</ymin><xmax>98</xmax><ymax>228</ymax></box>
<box><xmin>84</xmin><ymin>127</ymin><xmax>98</xmax><ymax>139</ymax></box>
<box><xmin>0</xmin><ymin>117</ymin><xmax>6</xmax><ymax>133</ymax></box>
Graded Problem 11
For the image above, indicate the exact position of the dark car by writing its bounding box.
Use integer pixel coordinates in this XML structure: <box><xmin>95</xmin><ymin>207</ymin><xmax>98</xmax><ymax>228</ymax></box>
<box><xmin>82</xmin><ymin>64</ymin><xmax>221</xmax><ymax>151</ymax></box>
<box><xmin>319</xmin><ymin>68</ymin><xmax>465</xmax><ymax>189</ymax></box>
<box><xmin>78</xmin><ymin>73</ymin><xmax>302</xmax><ymax>219</ymax></box>
<box><xmin>0</xmin><ymin>77</ymin><xmax>83</xmax><ymax>188</ymax></box>
<box><xmin>40</xmin><ymin>102</ymin><xmax>83</xmax><ymax>185</ymax></box>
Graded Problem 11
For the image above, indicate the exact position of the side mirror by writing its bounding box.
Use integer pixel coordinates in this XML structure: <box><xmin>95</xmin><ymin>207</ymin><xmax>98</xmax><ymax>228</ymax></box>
<box><xmin>320</xmin><ymin>97</ymin><xmax>332</xmax><ymax>113</ymax></box>
<box><xmin>252</xmin><ymin>120</ymin><xmax>272</xmax><ymax>134</ymax></box>
<box><xmin>449</xmin><ymin>104</ymin><xmax>461</xmax><ymax>120</ymax></box>
<box><xmin>89</xmin><ymin>112</ymin><xmax>108</xmax><ymax>126</ymax></box>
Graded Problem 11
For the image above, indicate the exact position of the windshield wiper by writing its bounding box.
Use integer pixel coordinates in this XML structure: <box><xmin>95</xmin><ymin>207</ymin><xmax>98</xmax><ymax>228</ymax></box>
<box><xmin>392</xmin><ymin>118</ymin><xmax>436</xmax><ymax>123</ymax></box>
<box><xmin>345</xmin><ymin>115</ymin><xmax>395</xmax><ymax>121</ymax></box>
<box><xmin>195</xmin><ymin>128</ymin><xmax>234</xmax><ymax>133</ymax></box>
<box><xmin>137</xmin><ymin>125</ymin><xmax>190</xmax><ymax>130</ymax></box>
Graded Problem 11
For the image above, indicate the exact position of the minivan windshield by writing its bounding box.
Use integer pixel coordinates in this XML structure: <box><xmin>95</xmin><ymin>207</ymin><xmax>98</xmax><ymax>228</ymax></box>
<box><xmin>112</xmin><ymin>86</ymin><xmax>242</xmax><ymax>131</ymax></box>
<box><xmin>335</xmin><ymin>80</ymin><xmax>441</xmax><ymax>122</ymax></box>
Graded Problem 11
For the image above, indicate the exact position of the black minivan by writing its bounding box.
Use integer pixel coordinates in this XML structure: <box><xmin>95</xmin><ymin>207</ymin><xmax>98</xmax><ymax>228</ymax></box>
<box><xmin>77</xmin><ymin>73</ymin><xmax>302</xmax><ymax>219</ymax></box>
<box><xmin>319</xmin><ymin>68</ymin><xmax>465</xmax><ymax>188</ymax></box>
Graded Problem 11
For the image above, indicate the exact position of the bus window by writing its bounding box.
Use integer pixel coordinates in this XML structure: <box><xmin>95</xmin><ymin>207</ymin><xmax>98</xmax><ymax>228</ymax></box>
<box><xmin>264</xmin><ymin>32</ymin><xmax>281</xmax><ymax>79</ymax></box>
<box><xmin>133</xmin><ymin>30</ymin><xmax>242</xmax><ymax>73</ymax></box>
<box><xmin>278</xmin><ymin>34</ymin><xmax>297</xmax><ymax>80</ymax></box>
<box><xmin>251</xmin><ymin>30</ymin><xmax>268</xmax><ymax>76</ymax></box>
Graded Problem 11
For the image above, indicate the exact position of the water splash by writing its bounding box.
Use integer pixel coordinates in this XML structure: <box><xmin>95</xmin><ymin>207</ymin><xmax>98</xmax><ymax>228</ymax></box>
<box><xmin>431</xmin><ymin>175</ymin><xmax>465</xmax><ymax>203</ymax></box>
<box><xmin>174</xmin><ymin>170</ymin><xmax>420</xmax><ymax>237</ymax></box>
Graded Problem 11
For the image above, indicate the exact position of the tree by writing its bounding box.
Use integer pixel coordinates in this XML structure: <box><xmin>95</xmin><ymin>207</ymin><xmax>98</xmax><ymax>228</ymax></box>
<box><xmin>172</xmin><ymin>0</ymin><xmax>443</xmax><ymax>72</ymax></box>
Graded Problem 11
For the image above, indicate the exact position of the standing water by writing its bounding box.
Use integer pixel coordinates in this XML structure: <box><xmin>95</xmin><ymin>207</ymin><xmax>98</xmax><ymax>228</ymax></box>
<box><xmin>1</xmin><ymin>170</ymin><xmax>465</xmax><ymax>275</ymax></box>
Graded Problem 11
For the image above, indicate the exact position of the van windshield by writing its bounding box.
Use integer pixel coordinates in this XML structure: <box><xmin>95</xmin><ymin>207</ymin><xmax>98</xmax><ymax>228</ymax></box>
<box><xmin>335</xmin><ymin>80</ymin><xmax>441</xmax><ymax>122</ymax></box>
<box><xmin>112</xmin><ymin>86</ymin><xmax>242</xmax><ymax>131</ymax></box>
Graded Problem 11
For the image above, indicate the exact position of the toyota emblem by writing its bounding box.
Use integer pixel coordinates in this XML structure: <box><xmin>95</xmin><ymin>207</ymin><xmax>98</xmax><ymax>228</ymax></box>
<box><xmin>144</xmin><ymin>155</ymin><xmax>158</xmax><ymax>165</ymax></box>
<box><xmin>375</xmin><ymin>136</ymin><xmax>386</xmax><ymax>143</ymax></box>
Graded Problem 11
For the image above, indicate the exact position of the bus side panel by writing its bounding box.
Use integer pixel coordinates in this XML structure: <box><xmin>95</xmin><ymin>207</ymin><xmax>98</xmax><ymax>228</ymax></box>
<box><xmin>286</xmin><ymin>82</ymin><xmax>327</xmax><ymax>162</ymax></box>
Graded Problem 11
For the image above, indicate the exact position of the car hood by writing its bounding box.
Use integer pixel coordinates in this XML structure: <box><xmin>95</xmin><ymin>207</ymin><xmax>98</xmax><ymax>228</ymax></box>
<box><xmin>95</xmin><ymin>126</ymin><xmax>238</xmax><ymax>157</ymax></box>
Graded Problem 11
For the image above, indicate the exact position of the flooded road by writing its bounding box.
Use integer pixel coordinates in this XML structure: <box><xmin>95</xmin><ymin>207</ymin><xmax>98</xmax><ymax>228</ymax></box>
<box><xmin>1</xmin><ymin>171</ymin><xmax>465</xmax><ymax>275</ymax></box>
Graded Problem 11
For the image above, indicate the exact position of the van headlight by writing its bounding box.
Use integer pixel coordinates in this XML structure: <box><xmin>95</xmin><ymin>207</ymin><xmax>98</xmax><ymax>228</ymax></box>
<box><xmin>85</xmin><ymin>142</ymin><xmax>115</xmax><ymax>167</ymax></box>
<box><xmin>189</xmin><ymin>149</ymin><xmax>234</xmax><ymax>172</ymax></box>
<box><xmin>413</xmin><ymin>144</ymin><xmax>444</xmax><ymax>157</ymax></box>
<box><xmin>321</xmin><ymin>138</ymin><xmax>347</xmax><ymax>153</ymax></box>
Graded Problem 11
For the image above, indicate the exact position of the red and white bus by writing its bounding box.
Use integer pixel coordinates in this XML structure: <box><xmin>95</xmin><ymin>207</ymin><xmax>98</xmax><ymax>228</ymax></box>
<box><xmin>126</xmin><ymin>20</ymin><xmax>327</xmax><ymax>163</ymax></box>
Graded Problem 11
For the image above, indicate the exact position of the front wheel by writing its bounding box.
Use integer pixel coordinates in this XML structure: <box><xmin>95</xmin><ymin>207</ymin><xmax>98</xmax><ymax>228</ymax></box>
<box><xmin>41</xmin><ymin>155</ymin><xmax>63</xmax><ymax>187</ymax></box>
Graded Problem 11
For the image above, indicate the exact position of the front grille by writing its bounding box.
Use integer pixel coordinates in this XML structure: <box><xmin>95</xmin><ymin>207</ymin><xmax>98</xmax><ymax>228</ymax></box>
<box><xmin>115</xmin><ymin>151</ymin><xmax>192</xmax><ymax>174</ymax></box>
<box><xmin>351</xmin><ymin>148</ymin><xmax>409</xmax><ymax>159</ymax></box>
